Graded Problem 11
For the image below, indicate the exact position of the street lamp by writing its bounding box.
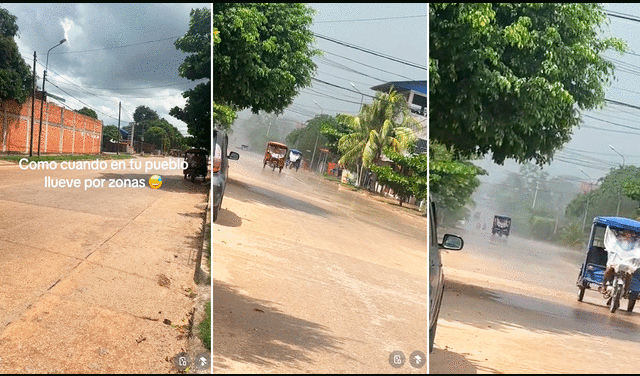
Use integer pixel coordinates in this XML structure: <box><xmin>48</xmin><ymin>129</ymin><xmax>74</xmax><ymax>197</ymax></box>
<box><xmin>37</xmin><ymin>38</ymin><xmax>66</xmax><ymax>156</ymax></box>
<box><xmin>609</xmin><ymin>144</ymin><xmax>625</xmax><ymax>168</ymax></box>
<box><xmin>311</xmin><ymin>101</ymin><xmax>323</xmax><ymax>171</ymax></box>
<box><xmin>350</xmin><ymin>82</ymin><xmax>364</xmax><ymax>113</ymax></box>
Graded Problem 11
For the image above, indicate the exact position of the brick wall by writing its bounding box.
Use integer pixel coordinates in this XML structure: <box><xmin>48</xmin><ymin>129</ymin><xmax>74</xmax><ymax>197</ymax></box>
<box><xmin>0</xmin><ymin>97</ymin><xmax>103</xmax><ymax>155</ymax></box>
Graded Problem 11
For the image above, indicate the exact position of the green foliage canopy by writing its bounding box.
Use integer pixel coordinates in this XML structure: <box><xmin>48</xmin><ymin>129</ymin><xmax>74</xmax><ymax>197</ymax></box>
<box><xmin>430</xmin><ymin>3</ymin><xmax>626</xmax><ymax>165</ymax></box>
<box><xmin>76</xmin><ymin>107</ymin><xmax>98</xmax><ymax>119</ymax></box>
<box><xmin>429</xmin><ymin>140</ymin><xmax>487</xmax><ymax>213</ymax></box>
<box><xmin>0</xmin><ymin>7</ymin><xmax>33</xmax><ymax>104</ymax></box>
<box><xmin>369</xmin><ymin>148</ymin><xmax>428</xmax><ymax>207</ymax></box>
<box><xmin>170</xmin><ymin>7</ymin><xmax>211</xmax><ymax>150</ymax></box>
<box><xmin>213</xmin><ymin>3</ymin><xmax>319</xmax><ymax>116</ymax></box>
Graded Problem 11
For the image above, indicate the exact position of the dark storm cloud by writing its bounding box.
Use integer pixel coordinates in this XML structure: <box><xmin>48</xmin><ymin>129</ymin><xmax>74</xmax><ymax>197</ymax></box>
<box><xmin>1</xmin><ymin>3</ymin><xmax>210</xmax><ymax>132</ymax></box>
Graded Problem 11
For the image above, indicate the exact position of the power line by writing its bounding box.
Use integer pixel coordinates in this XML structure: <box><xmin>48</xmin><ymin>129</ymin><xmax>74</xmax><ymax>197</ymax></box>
<box><xmin>320</xmin><ymin>49</ymin><xmax>415</xmax><ymax>81</ymax></box>
<box><xmin>606</xmin><ymin>10</ymin><xmax>640</xmax><ymax>23</ymax></box>
<box><xmin>314</xmin><ymin>14</ymin><xmax>427</xmax><ymax>23</ymax></box>
<box><xmin>49</xmin><ymin>36</ymin><xmax>181</xmax><ymax>55</ymax></box>
<box><xmin>313</xmin><ymin>33</ymin><xmax>428</xmax><ymax>71</ymax></box>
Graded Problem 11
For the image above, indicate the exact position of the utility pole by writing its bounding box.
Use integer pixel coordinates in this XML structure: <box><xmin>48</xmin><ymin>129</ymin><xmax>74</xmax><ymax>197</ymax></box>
<box><xmin>532</xmin><ymin>181</ymin><xmax>540</xmax><ymax>209</ymax></box>
<box><xmin>29</xmin><ymin>51</ymin><xmax>36</xmax><ymax>157</ymax></box>
<box><xmin>117</xmin><ymin>102</ymin><xmax>121</xmax><ymax>155</ymax></box>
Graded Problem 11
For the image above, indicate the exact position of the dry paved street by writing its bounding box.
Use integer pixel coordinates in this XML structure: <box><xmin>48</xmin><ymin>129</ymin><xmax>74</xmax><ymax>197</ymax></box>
<box><xmin>0</xmin><ymin>156</ymin><xmax>209</xmax><ymax>373</ymax></box>
<box><xmin>212</xmin><ymin>150</ymin><xmax>428</xmax><ymax>373</ymax></box>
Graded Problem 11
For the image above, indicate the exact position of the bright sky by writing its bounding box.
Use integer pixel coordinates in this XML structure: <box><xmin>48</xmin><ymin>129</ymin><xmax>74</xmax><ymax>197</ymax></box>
<box><xmin>233</xmin><ymin>3</ymin><xmax>428</xmax><ymax>132</ymax></box>
<box><xmin>3</xmin><ymin>3</ymin><xmax>210</xmax><ymax>136</ymax></box>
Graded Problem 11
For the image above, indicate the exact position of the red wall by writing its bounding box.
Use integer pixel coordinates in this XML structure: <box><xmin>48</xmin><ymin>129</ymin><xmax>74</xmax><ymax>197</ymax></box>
<box><xmin>0</xmin><ymin>97</ymin><xmax>103</xmax><ymax>154</ymax></box>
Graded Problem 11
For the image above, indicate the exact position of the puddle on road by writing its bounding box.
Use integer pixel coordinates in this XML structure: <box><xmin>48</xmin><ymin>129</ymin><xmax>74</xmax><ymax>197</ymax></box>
<box><xmin>447</xmin><ymin>279</ymin><xmax>640</xmax><ymax>342</ymax></box>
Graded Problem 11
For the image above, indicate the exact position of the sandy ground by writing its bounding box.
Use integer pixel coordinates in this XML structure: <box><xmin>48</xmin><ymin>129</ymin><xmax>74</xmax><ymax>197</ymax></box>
<box><xmin>212</xmin><ymin>152</ymin><xmax>429</xmax><ymax>373</ymax></box>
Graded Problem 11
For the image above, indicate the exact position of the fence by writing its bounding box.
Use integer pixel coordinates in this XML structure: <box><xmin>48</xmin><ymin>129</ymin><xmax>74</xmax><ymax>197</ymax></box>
<box><xmin>0</xmin><ymin>97</ymin><xmax>103</xmax><ymax>155</ymax></box>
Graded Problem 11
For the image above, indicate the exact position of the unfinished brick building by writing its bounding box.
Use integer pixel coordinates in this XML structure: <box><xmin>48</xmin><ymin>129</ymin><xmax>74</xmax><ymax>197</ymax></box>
<box><xmin>0</xmin><ymin>96</ymin><xmax>103</xmax><ymax>155</ymax></box>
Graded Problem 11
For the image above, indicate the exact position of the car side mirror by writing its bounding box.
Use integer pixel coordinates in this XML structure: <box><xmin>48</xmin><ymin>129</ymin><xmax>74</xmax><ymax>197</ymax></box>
<box><xmin>228</xmin><ymin>151</ymin><xmax>240</xmax><ymax>160</ymax></box>
<box><xmin>440</xmin><ymin>234</ymin><xmax>463</xmax><ymax>251</ymax></box>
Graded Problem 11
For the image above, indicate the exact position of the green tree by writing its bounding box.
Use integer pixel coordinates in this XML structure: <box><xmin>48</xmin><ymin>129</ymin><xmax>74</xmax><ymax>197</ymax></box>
<box><xmin>430</xmin><ymin>3</ymin><xmax>626</xmax><ymax>165</ymax></box>
<box><xmin>144</xmin><ymin>126</ymin><xmax>168</xmax><ymax>152</ymax></box>
<box><xmin>566</xmin><ymin>166</ymin><xmax>640</xmax><ymax>227</ymax></box>
<box><xmin>429</xmin><ymin>140</ymin><xmax>487</xmax><ymax>216</ymax></box>
<box><xmin>0</xmin><ymin>7</ymin><xmax>33</xmax><ymax>104</ymax></box>
<box><xmin>101</xmin><ymin>125</ymin><xmax>119</xmax><ymax>150</ymax></box>
<box><xmin>285</xmin><ymin>114</ymin><xmax>331</xmax><ymax>159</ymax></box>
<box><xmin>213</xmin><ymin>3</ymin><xmax>319</xmax><ymax>121</ymax></box>
<box><xmin>336</xmin><ymin>114</ymin><xmax>370</xmax><ymax>186</ymax></box>
<box><xmin>170</xmin><ymin>7</ymin><xmax>211</xmax><ymax>150</ymax></box>
<box><xmin>359</xmin><ymin>90</ymin><xmax>418</xmax><ymax>168</ymax></box>
<box><xmin>369</xmin><ymin>148</ymin><xmax>428</xmax><ymax>207</ymax></box>
<box><xmin>133</xmin><ymin>105</ymin><xmax>159</xmax><ymax>123</ymax></box>
<box><xmin>336</xmin><ymin>90</ymin><xmax>418</xmax><ymax>186</ymax></box>
<box><xmin>76</xmin><ymin>107</ymin><xmax>98</xmax><ymax>119</ymax></box>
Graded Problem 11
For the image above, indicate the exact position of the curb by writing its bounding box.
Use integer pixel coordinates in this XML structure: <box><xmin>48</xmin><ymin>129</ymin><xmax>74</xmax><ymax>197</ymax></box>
<box><xmin>185</xmin><ymin>188</ymin><xmax>211</xmax><ymax>374</ymax></box>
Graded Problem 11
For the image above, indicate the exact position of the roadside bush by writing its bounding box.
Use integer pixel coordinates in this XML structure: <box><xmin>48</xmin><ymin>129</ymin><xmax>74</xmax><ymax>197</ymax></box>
<box><xmin>561</xmin><ymin>222</ymin><xmax>588</xmax><ymax>249</ymax></box>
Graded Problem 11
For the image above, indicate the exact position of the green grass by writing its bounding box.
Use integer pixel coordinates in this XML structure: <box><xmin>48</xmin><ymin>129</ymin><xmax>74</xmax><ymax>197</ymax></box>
<box><xmin>0</xmin><ymin>154</ymin><xmax>133</xmax><ymax>162</ymax></box>
<box><xmin>198</xmin><ymin>300</ymin><xmax>211</xmax><ymax>350</ymax></box>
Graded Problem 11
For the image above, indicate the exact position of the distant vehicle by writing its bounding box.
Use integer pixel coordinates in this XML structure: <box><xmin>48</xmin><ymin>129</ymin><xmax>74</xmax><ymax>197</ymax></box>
<box><xmin>183</xmin><ymin>148</ymin><xmax>209</xmax><ymax>183</ymax></box>
<box><xmin>429</xmin><ymin>195</ymin><xmax>464</xmax><ymax>353</ymax></box>
<box><xmin>286</xmin><ymin>149</ymin><xmax>303</xmax><ymax>171</ymax></box>
<box><xmin>263</xmin><ymin>141</ymin><xmax>288</xmax><ymax>172</ymax></box>
<box><xmin>210</xmin><ymin>127</ymin><xmax>240</xmax><ymax>221</ymax></box>
<box><xmin>491</xmin><ymin>215</ymin><xmax>511</xmax><ymax>237</ymax></box>
<box><xmin>237</xmin><ymin>144</ymin><xmax>249</xmax><ymax>151</ymax></box>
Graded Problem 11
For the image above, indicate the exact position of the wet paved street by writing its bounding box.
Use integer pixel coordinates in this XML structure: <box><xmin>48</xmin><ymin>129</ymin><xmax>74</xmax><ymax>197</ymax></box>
<box><xmin>431</xmin><ymin>227</ymin><xmax>640</xmax><ymax>373</ymax></box>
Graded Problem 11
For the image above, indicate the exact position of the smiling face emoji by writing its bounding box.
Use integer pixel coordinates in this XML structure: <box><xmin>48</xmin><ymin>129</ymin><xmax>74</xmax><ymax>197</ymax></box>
<box><xmin>149</xmin><ymin>175</ymin><xmax>162</xmax><ymax>189</ymax></box>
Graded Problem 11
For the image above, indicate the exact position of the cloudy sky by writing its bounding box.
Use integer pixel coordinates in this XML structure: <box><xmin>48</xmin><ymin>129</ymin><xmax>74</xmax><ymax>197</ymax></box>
<box><xmin>233</xmin><ymin>3</ymin><xmax>428</xmax><ymax>140</ymax></box>
<box><xmin>476</xmin><ymin>3</ymin><xmax>640</xmax><ymax>188</ymax></box>
<box><xmin>3</xmin><ymin>3</ymin><xmax>210</xmax><ymax>136</ymax></box>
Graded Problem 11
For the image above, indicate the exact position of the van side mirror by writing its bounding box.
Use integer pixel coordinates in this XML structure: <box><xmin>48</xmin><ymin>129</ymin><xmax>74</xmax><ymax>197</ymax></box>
<box><xmin>440</xmin><ymin>234</ymin><xmax>463</xmax><ymax>251</ymax></box>
<box><xmin>228</xmin><ymin>151</ymin><xmax>240</xmax><ymax>160</ymax></box>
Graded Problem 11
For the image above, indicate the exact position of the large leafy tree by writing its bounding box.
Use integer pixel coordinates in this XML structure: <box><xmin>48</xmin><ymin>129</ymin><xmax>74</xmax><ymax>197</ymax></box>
<box><xmin>213</xmin><ymin>3</ymin><xmax>319</xmax><ymax>121</ymax></box>
<box><xmin>133</xmin><ymin>105</ymin><xmax>159</xmax><ymax>123</ymax></box>
<box><xmin>76</xmin><ymin>107</ymin><xmax>98</xmax><ymax>119</ymax></box>
<box><xmin>0</xmin><ymin>7</ymin><xmax>33</xmax><ymax>104</ymax></box>
<box><xmin>170</xmin><ymin>7</ymin><xmax>211</xmax><ymax>150</ymax></box>
<box><xmin>430</xmin><ymin>3</ymin><xmax>626</xmax><ymax>165</ymax></box>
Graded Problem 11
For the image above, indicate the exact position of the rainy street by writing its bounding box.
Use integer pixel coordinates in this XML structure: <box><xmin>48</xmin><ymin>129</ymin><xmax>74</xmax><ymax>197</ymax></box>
<box><xmin>430</xmin><ymin>225</ymin><xmax>640</xmax><ymax>374</ymax></box>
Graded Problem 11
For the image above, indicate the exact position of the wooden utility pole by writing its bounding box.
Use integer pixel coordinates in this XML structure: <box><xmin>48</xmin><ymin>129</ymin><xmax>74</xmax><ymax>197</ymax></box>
<box><xmin>29</xmin><ymin>51</ymin><xmax>36</xmax><ymax>157</ymax></box>
<box><xmin>117</xmin><ymin>102</ymin><xmax>121</xmax><ymax>154</ymax></box>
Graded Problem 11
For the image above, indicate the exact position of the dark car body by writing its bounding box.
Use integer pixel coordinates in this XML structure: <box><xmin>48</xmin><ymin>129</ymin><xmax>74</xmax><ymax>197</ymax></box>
<box><xmin>211</xmin><ymin>127</ymin><xmax>239</xmax><ymax>222</ymax></box>
<box><xmin>429</xmin><ymin>196</ymin><xmax>464</xmax><ymax>353</ymax></box>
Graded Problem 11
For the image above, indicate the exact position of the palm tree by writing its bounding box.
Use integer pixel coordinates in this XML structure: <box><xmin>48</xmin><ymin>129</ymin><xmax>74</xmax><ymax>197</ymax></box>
<box><xmin>337</xmin><ymin>89</ymin><xmax>419</xmax><ymax>186</ymax></box>
<box><xmin>337</xmin><ymin>114</ymin><xmax>370</xmax><ymax>186</ymax></box>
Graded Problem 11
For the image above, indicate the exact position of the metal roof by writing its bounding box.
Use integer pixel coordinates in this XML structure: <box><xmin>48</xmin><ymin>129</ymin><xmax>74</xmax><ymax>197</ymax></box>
<box><xmin>370</xmin><ymin>81</ymin><xmax>427</xmax><ymax>95</ymax></box>
<box><xmin>594</xmin><ymin>216</ymin><xmax>640</xmax><ymax>231</ymax></box>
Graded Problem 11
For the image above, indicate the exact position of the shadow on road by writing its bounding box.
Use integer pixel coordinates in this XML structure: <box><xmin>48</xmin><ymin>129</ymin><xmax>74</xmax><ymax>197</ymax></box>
<box><xmin>429</xmin><ymin>347</ymin><xmax>480</xmax><ymax>374</ymax></box>
<box><xmin>212</xmin><ymin>279</ymin><xmax>344</xmax><ymax>370</ymax></box>
<box><xmin>215</xmin><ymin>208</ymin><xmax>242</xmax><ymax>227</ymax></box>
<box><xmin>226</xmin><ymin>177</ymin><xmax>332</xmax><ymax>218</ymax></box>
<box><xmin>443</xmin><ymin>278</ymin><xmax>640</xmax><ymax>342</ymax></box>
